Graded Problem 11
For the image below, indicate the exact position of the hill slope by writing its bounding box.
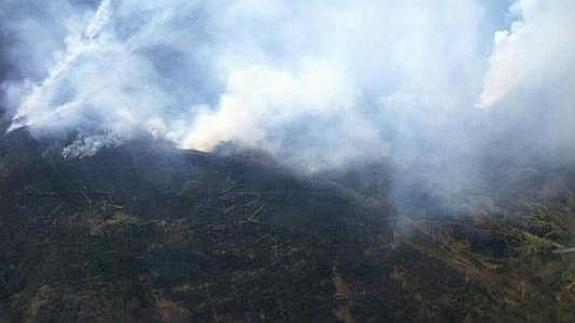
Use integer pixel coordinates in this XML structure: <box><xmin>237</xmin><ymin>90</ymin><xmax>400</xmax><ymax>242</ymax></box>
<box><xmin>1</xmin><ymin>130</ymin><xmax>575</xmax><ymax>322</ymax></box>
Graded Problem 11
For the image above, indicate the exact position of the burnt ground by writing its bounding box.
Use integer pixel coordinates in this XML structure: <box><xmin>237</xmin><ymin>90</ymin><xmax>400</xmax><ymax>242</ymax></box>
<box><xmin>1</xmin><ymin>129</ymin><xmax>575</xmax><ymax>322</ymax></box>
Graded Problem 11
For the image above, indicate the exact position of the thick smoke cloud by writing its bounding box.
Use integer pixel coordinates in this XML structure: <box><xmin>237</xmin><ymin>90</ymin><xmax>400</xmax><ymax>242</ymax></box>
<box><xmin>1</xmin><ymin>0</ymin><xmax>574</xmax><ymax>209</ymax></box>
<box><xmin>479</xmin><ymin>0</ymin><xmax>575</xmax><ymax>109</ymax></box>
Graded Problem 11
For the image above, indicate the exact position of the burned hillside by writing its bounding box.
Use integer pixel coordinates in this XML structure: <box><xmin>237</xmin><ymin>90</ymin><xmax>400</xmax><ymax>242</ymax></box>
<box><xmin>0</xmin><ymin>130</ymin><xmax>575</xmax><ymax>322</ymax></box>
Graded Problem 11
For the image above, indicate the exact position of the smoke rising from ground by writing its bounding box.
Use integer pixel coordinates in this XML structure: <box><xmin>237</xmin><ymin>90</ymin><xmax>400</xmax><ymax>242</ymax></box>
<box><xmin>1</xmin><ymin>0</ymin><xmax>575</xmax><ymax>209</ymax></box>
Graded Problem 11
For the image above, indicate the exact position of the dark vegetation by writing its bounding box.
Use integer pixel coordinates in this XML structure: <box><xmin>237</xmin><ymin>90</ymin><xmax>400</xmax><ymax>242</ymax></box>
<box><xmin>0</xmin><ymin>129</ymin><xmax>575</xmax><ymax>322</ymax></box>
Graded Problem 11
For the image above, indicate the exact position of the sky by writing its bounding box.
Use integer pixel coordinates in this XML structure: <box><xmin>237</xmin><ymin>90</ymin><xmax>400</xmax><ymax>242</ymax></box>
<box><xmin>1</xmin><ymin>0</ymin><xmax>575</xmax><ymax>210</ymax></box>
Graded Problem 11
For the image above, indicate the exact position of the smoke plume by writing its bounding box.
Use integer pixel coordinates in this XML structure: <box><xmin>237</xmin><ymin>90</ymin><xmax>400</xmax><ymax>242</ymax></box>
<box><xmin>1</xmin><ymin>0</ymin><xmax>575</xmax><ymax>210</ymax></box>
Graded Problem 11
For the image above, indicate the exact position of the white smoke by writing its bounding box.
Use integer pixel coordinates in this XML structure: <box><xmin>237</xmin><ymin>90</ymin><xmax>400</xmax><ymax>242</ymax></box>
<box><xmin>478</xmin><ymin>0</ymin><xmax>575</xmax><ymax>109</ymax></box>
<box><xmin>1</xmin><ymin>0</ymin><xmax>574</xmax><ymax>175</ymax></box>
<box><xmin>8</xmin><ymin>0</ymin><xmax>113</xmax><ymax>132</ymax></box>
